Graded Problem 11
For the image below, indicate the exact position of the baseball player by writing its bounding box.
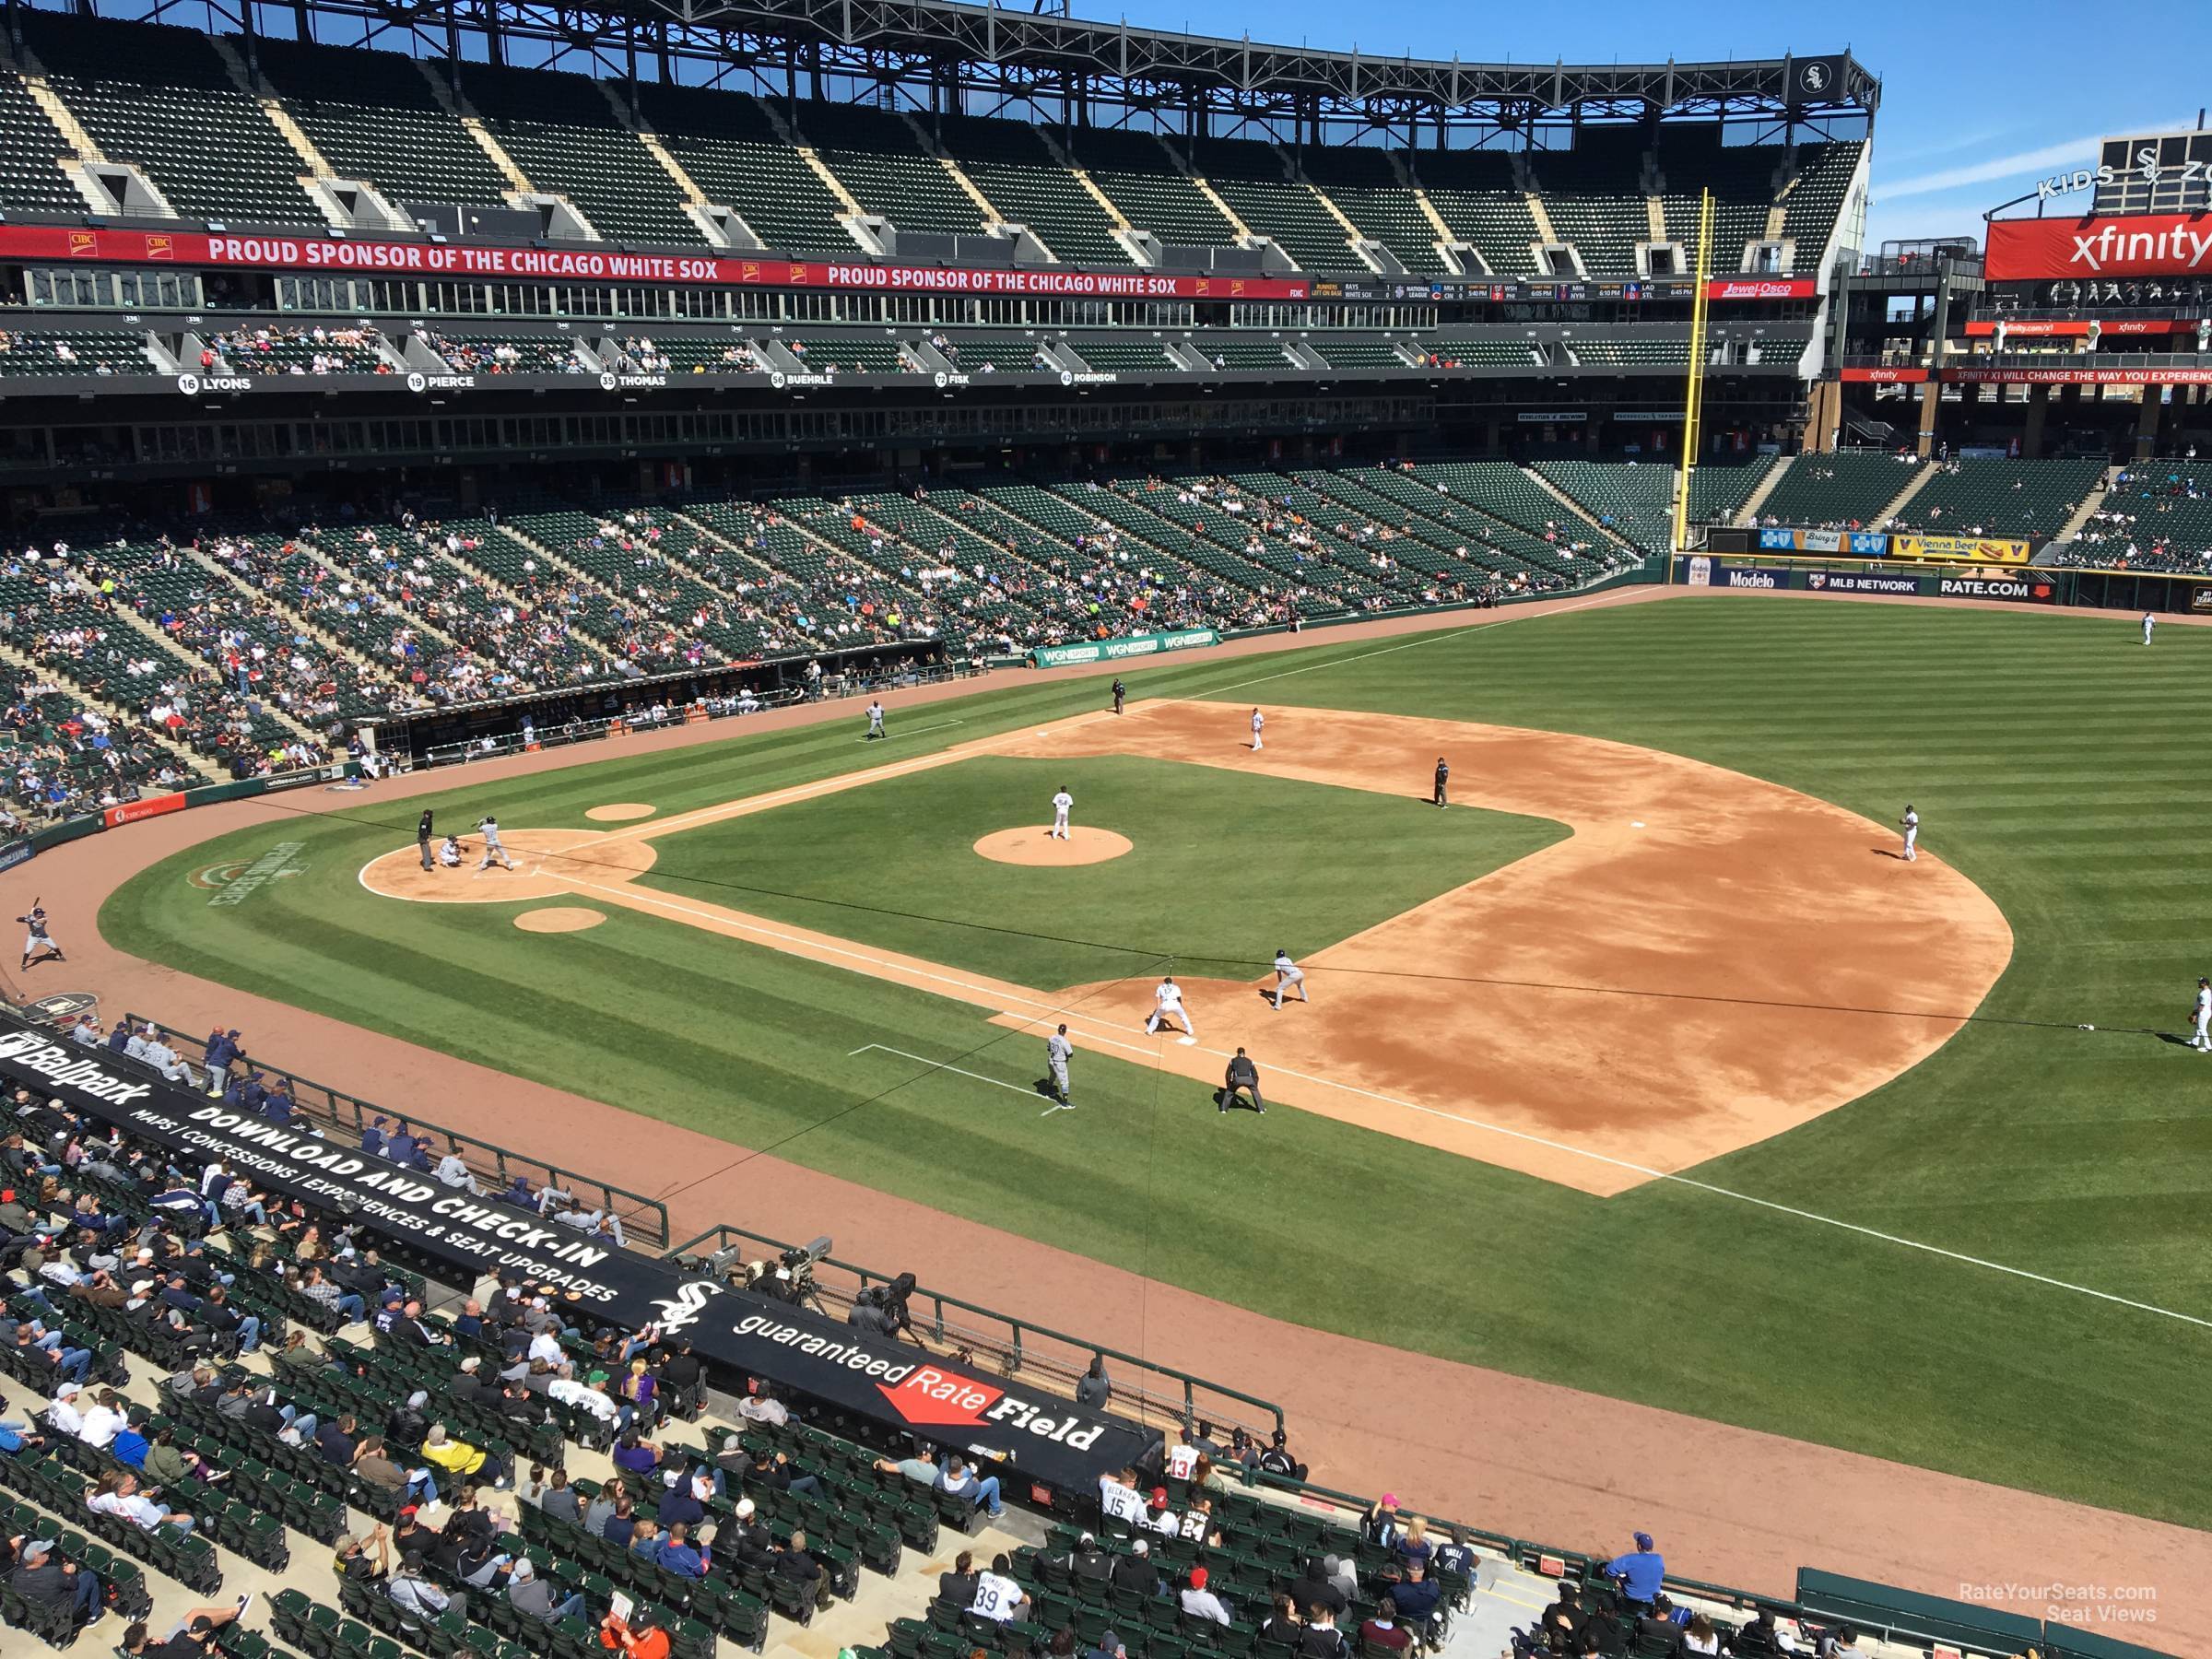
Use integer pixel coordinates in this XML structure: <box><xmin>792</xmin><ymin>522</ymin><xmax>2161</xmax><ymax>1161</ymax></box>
<box><xmin>18</xmin><ymin>905</ymin><xmax>62</xmax><ymax>970</ymax></box>
<box><xmin>476</xmin><ymin>815</ymin><xmax>517</xmax><ymax>872</ymax></box>
<box><xmin>1044</xmin><ymin>1024</ymin><xmax>1075</xmax><ymax>1104</ymax></box>
<box><xmin>1900</xmin><ymin>804</ymin><xmax>1919</xmax><ymax>863</ymax></box>
<box><xmin>438</xmin><ymin>835</ymin><xmax>464</xmax><ymax>868</ymax></box>
<box><xmin>2193</xmin><ymin>978</ymin><xmax>2210</xmax><ymax>1053</ymax></box>
<box><xmin>1270</xmin><ymin>949</ymin><xmax>1309</xmax><ymax>1009</ymax></box>
<box><xmin>1433</xmin><ymin>757</ymin><xmax>1449</xmax><ymax>809</ymax></box>
<box><xmin>865</xmin><ymin>700</ymin><xmax>886</xmax><ymax>740</ymax></box>
<box><xmin>1050</xmin><ymin>785</ymin><xmax>1073</xmax><ymax>841</ymax></box>
<box><xmin>1249</xmin><ymin>708</ymin><xmax>1265</xmax><ymax>750</ymax></box>
<box><xmin>1112</xmin><ymin>678</ymin><xmax>1126</xmax><ymax>715</ymax></box>
<box><xmin>417</xmin><ymin>808</ymin><xmax>436</xmax><ymax>871</ymax></box>
<box><xmin>1147</xmin><ymin>974</ymin><xmax>1195</xmax><ymax>1037</ymax></box>
<box><xmin>1218</xmin><ymin>1048</ymin><xmax>1265</xmax><ymax>1114</ymax></box>
<box><xmin>2143</xmin><ymin>611</ymin><xmax>2156</xmax><ymax>645</ymax></box>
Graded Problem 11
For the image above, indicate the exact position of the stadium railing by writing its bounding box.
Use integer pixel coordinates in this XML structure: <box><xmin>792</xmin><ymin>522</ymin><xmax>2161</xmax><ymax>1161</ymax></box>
<box><xmin>122</xmin><ymin>1015</ymin><xmax>674</xmax><ymax>1249</ymax></box>
<box><xmin>667</xmin><ymin>1221</ymin><xmax>1284</xmax><ymax>1445</ymax></box>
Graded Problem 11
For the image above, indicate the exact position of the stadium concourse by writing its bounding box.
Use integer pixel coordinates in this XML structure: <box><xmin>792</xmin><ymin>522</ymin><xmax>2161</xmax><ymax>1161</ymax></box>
<box><xmin>7</xmin><ymin>591</ymin><xmax>2209</xmax><ymax>1659</ymax></box>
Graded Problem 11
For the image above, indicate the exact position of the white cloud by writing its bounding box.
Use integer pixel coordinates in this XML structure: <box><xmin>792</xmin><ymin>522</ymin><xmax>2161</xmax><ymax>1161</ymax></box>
<box><xmin>1877</xmin><ymin>123</ymin><xmax>2186</xmax><ymax>200</ymax></box>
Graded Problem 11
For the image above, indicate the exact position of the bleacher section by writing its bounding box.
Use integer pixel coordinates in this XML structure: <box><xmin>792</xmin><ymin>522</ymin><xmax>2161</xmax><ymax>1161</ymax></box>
<box><xmin>1528</xmin><ymin>130</ymin><xmax>1651</xmax><ymax>278</ymax></box>
<box><xmin>1299</xmin><ymin>148</ymin><xmax>1449</xmax><ymax>275</ymax></box>
<box><xmin>457</xmin><ymin>62</ymin><xmax>698</xmax><ymax>244</ymax></box>
<box><xmin>803</xmin><ymin>102</ymin><xmax>986</xmax><ymax>237</ymax></box>
<box><xmin>0</xmin><ymin>75</ymin><xmax>84</xmax><ymax>219</ymax></box>
<box><xmin>636</xmin><ymin>85</ymin><xmax>853</xmax><ymax>256</ymax></box>
<box><xmin>1779</xmin><ymin>141</ymin><xmax>1863</xmax><ymax>255</ymax></box>
<box><xmin>936</xmin><ymin>113</ymin><xmax>1129</xmax><ymax>265</ymax></box>
<box><xmin>1656</xmin><ymin>131</ymin><xmax>1781</xmax><ymax>268</ymax></box>
<box><xmin>1193</xmin><ymin>137</ymin><xmax>1354</xmax><ymax>272</ymax></box>
<box><xmin>1067</xmin><ymin>128</ymin><xmax>1239</xmax><ymax>252</ymax></box>
<box><xmin>0</xmin><ymin>328</ymin><xmax>152</xmax><ymax>376</ymax></box>
<box><xmin>1417</xmin><ymin>151</ymin><xmax>1543</xmax><ymax>278</ymax></box>
<box><xmin>24</xmin><ymin>12</ymin><xmax>312</xmax><ymax>225</ymax></box>
<box><xmin>1752</xmin><ymin>452</ymin><xmax>1919</xmax><ymax>528</ymax></box>
<box><xmin>253</xmin><ymin>37</ymin><xmax>515</xmax><ymax>211</ymax></box>
<box><xmin>1889</xmin><ymin>457</ymin><xmax>2105</xmax><ymax>539</ymax></box>
<box><xmin>2055</xmin><ymin>464</ymin><xmax>2212</xmax><ymax>571</ymax></box>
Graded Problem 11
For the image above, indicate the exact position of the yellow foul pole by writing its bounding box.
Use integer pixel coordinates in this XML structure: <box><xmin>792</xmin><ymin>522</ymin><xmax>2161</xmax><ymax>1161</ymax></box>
<box><xmin>1669</xmin><ymin>187</ymin><xmax>1714</xmax><ymax>569</ymax></box>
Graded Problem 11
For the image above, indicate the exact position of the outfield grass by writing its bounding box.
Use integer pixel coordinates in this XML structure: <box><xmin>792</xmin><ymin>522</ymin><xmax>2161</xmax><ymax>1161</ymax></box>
<box><xmin>639</xmin><ymin>755</ymin><xmax>1562</xmax><ymax>988</ymax></box>
<box><xmin>100</xmin><ymin>598</ymin><xmax>2212</xmax><ymax>1527</ymax></box>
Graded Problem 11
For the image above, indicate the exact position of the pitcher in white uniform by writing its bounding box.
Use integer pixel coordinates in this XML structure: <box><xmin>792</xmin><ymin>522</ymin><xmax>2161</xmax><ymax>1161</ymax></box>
<box><xmin>1249</xmin><ymin>708</ymin><xmax>1265</xmax><ymax>750</ymax></box>
<box><xmin>2193</xmin><ymin>978</ymin><xmax>2210</xmax><ymax>1052</ymax></box>
<box><xmin>1271</xmin><ymin>949</ymin><xmax>1309</xmax><ymax>1009</ymax></box>
<box><xmin>1050</xmin><ymin>786</ymin><xmax>1073</xmax><ymax>840</ymax></box>
<box><xmin>1147</xmin><ymin>975</ymin><xmax>1195</xmax><ymax>1037</ymax></box>
<box><xmin>1900</xmin><ymin>805</ymin><xmax>1919</xmax><ymax>863</ymax></box>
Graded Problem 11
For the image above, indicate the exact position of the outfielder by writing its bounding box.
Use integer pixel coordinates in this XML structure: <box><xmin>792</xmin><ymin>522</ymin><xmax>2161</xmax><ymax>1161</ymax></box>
<box><xmin>1147</xmin><ymin>975</ymin><xmax>1195</xmax><ymax>1037</ymax></box>
<box><xmin>1433</xmin><ymin>757</ymin><xmax>1449</xmax><ymax>809</ymax></box>
<box><xmin>1249</xmin><ymin>707</ymin><xmax>1265</xmax><ymax>750</ymax></box>
<box><xmin>1050</xmin><ymin>785</ymin><xmax>1073</xmax><ymax>841</ymax></box>
<box><xmin>477</xmin><ymin>815</ymin><xmax>517</xmax><ymax>872</ymax></box>
<box><xmin>2143</xmin><ymin>611</ymin><xmax>2156</xmax><ymax>645</ymax></box>
<box><xmin>1271</xmin><ymin>949</ymin><xmax>1309</xmax><ymax>1009</ymax></box>
<box><xmin>1111</xmin><ymin>678</ymin><xmax>1126</xmax><ymax>716</ymax></box>
<box><xmin>1900</xmin><ymin>804</ymin><xmax>1919</xmax><ymax>863</ymax></box>
<box><xmin>865</xmin><ymin>700</ymin><xmax>886</xmax><ymax>740</ymax></box>
<box><xmin>1045</xmin><ymin>1024</ymin><xmax>1075</xmax><ymax>1104</ymax></box>
<box><xmin>2194</xmin><ymin>978</ymin><xmax>2210</xmax><ymax>1053</ymax></box>
<box><xmin>18</xmin><ymin>905</ymin><xmax>62</xmax><ymax>970</ymax></box>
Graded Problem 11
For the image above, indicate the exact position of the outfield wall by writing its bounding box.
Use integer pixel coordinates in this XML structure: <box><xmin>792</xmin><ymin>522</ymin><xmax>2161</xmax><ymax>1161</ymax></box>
<box><xmin>1672</xmin><ymin>556</ymin><xmax>2072</xmax><ymax>606</ymax></box>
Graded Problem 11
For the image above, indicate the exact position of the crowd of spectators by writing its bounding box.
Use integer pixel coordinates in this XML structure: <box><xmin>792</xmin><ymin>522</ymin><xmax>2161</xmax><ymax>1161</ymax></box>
<box><xmin>2051</xmin><ymin>462</ymin><xmax>2212</xmax><ymax>574</ymax></box>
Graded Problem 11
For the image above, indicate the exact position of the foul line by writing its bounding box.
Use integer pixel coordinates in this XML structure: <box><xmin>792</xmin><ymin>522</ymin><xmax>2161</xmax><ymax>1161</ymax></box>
<box><xmin>852</xmin><ymin>1042</ymin><xmax>1072</xmax><ymax>1115</ymax></box>
<box><xmin>856</xmin><ymin>719</ymin><xmax>965</xmax><ymax>744</ymax></box>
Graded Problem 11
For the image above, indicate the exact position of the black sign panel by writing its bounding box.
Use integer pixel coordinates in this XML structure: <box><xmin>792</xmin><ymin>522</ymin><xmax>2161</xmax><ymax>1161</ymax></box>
<box><xmin>0</xmin><ymin>1020</ymin><xmax>1159</xmax><ymax>1489</ymax></box>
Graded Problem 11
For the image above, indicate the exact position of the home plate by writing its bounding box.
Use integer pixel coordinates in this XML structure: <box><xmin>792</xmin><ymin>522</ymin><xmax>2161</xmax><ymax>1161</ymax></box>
<box><xmin>1176</xmin><ymin>1036</ymin><xmax>1198</xmax><ymax>1046</ymax></box>
<box><xmin>1631</xmin><ymin>819</ymin><xmax>1646</xmax><ymax>828</ymax></box>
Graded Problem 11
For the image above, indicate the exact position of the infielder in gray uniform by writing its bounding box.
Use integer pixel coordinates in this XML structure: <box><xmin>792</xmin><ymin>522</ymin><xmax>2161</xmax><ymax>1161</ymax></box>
<box><xmin>1043</xmin><ymin>1024</ymin><xmax>1075</xmax><ymax>1106</ymax></box>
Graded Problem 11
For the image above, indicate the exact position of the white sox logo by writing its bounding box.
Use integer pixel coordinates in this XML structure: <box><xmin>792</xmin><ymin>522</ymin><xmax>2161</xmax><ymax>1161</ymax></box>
<box><xmin>648</xmin><ymin>1277</ymin><xmax>726</xmax><ymax>1335</ymax></box>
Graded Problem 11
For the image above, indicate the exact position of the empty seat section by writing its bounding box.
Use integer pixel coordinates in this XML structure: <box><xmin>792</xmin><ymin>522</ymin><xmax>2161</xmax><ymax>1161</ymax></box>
<box><xmin>1311</xmin><ymin>338</ymin><xmax>1415</xmax><ymax>369</ymax></box>
<box><xmin>1567</xmin><ymin>335</ymin><xmax>1688</xmax><ymax>365</ymax></box>
<box><xmin>1193</xmin><ymin>135</ymin><xmax>1355</xmax><ymax>272</ymax></box>
<box><xmin>1530</xmin><ymin>130</ymin><xmax>1652</xmax><ymax>278</ymax></box>
<box><xmin>800</xmin><ymin>102</ymin><xmax>985</xmax><ymax>235</ymax></box>
<box><xmin>1068</xmin><ymin>128</ymin><xmax>1239</xmax><ymax>251</ymax></box>
<box><xmin>935</xmin><ymin>336</ymin><xmax>1056</xmax><ymax>372</ymax></box>
<box><xmin>1418</xmin><ymin>149</ymin><xmax>1541</xmax><ymax>276</ymax></box>
<box><xmin>25</xmin><ymin>11</ymin><xmax>315</xmax><ymax>225</ymax></box>
<box><xmin>1890</xmin><ymin>457</ymin><xmax>2105</xmax><ymax>537</ymax></box>
<box><xmin>636</xmin><ymin>84</ymin><xmax>855</xmax><ymax>257</ymax></box>
<box><xmin>0</xmin><ymin>327</ymin><xmax>150</xmax><ymax>375</ymax></box>
<box><xmin>253</xmin><ymin>36</ymin><xmax>512</xmax><ymax>208</ymax></box>
<box><xmin>1066</xmin><ymin>339</ymin><xmax>1176</xmax><ymax>372</ymax></box>
<box><xmin>1194</xmin><ymin>340</ymin><xmax>1293</xmax><ymax>370</ymax></box>
<box><xmin>1655</xmin><ymin>131</ymin><xmax>1781</xmax><ymax>269</ymax></box>
<box><xmin>0</xmin><ymin>76</ymin><xmax>87</xmax><ymax>218</ymax></box>
<box><xmin>1300</xmin><ymin>147</ymin><xmax>1451</xmax><ymax>274</ymax></box>
<box><xmin>789</xmin><ymin>338</ymin><xmax>909</xmax><ymax>373</ymax></box>
<box><xmin>458</xmin><ymin>62</ymin><xmax>700</xmax><ymax>244</ymax></box>
<box><xmin>1780</xmin><ymin>141</ymin><xmax>1863</xmax><ymax>255</ymax></box>
<box><xmin>1756</xmin><ymin>452</ymin><xmax>1917</xmax><ymax>526</ymax></box>
<box><xmin>1535</xmin><ymin>461</ymin><xmax>1676</xmax><ymax>550</ymax></box>
<box><xmin>935</xmin><ymin>113</ymin><xmax>1129</xmax><ymax>265</ymax></box>
<box><xmin>1418</xmin><ymin>337</ymin><xmax>1540</xmax><ymax>366</ymax></box>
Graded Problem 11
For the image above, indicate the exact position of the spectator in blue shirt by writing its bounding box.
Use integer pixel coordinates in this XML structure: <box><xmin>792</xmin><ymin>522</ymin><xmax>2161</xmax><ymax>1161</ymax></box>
<box><xmin>655</xmin><ymin>1523</ymin><xmax>708</xmax><ymax>1579</ymax></box>
<box><xmin>360</xmin><ymin>1116</ymin><xmax>388</xmax><ymax>1159</ymax></box>
<box><xmin>936</xmin><ymin>1453</ymin><xmax>1005</xmax><ymax>1520</ymax></box>
<box><xmin>1605</xmin><ymin>1532</ymin><xmax>1665</xmax><ymax>1609</ymax></box>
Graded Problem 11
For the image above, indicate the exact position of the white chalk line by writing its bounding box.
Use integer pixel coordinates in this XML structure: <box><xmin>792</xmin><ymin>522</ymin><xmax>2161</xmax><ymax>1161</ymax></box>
<box><xmin>854</xmin><ymin>719</ymin><xmax>965</xmax><ymax>744</ymax></box>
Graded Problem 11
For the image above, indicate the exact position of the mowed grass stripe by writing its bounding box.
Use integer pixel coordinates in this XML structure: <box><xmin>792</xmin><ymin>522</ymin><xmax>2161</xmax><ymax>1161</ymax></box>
<box><xmin>101</xmin><ymin>598</ymin><xmax>2212</xmax><ymax>1527</ymax></box>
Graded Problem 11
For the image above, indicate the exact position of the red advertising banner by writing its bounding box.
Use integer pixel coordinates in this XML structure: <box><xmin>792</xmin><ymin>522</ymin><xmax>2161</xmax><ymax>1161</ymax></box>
<box><xmin>1942</xmin><ymin>365</ymin><xmax>2212</xmax><ymax>385</ymax></box>
<box><xmin>1985</xmin><ymin>215</ymin><xmax>2212</xmax><ymax>282</ymax></box>
<box><xmin>1839</xmin><ymin>366</ymin><xmax>1929</xmax><ymax>382</ymax></box>
<box><xmin>0</xmin><ymin>224</ymin><xmax>1313</xmax><ymax>300</ymax></box>
<box><xmin>103</xmin><ymin>792</ymin><xmax>186</xmax><ymax>828</ymax></box>
<box><xmin>1705</xmin><ymin>277</ymin><xmax>1817</xmax><ymax>300</ymax></box>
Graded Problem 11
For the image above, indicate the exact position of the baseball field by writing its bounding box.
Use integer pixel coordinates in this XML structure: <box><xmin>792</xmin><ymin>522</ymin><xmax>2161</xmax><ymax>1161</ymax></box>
<box><xmin>96</xmin><ymin>591</ymin><xmax>2212</xmax><ymax>1536</ymax></box>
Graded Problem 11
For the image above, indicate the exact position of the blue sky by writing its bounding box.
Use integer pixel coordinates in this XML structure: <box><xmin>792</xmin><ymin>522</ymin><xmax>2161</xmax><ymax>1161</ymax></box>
<box><xmin>1103</xmin><ymin>0</ymin><xmax>2211</xmax><ymax>251</ymax></box>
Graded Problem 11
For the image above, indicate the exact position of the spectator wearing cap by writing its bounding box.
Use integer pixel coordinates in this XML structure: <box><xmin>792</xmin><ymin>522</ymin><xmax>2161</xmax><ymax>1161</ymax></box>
<box><xmin>10</xmin><ymin>1535</ymin><xmax>102</xmax><ymax>1624</ymax></box>
<box><xmin>971</xmin><ymin>1552</ymin><xmax>1029</xmax><ymax>1622</ymax></box>
<box><xmin>111</xmin><ymin>1409</ymin><xmax>150</xmax><ymax>1469</ymax></box>
<box><xmin>387</xmin><ymin>1550</ymin><xmax>458</xmax><ymax>1624</ymax></box>
<box><xmin>1141</xmin><ymin>1485</ymin><xmax>1179</xmax><ymax>1535</ymax></box>
<box><xmin>46</xmin><ymin>1380</ymin><xmax>87</xmax><ymax>1435</ymax></box>
<box><xmin>337</xmin><ymin>1524</ymin><xmax>391</xmax><ymax>1584</ymax></box>
<box><xmin>1066</xmin><ymin>1531</ymin><xmax>1111</xmax><ymax>1583</ymax></box>
<box><xmin>1085</xmin><ymin>1630</ymin><xmax>1127</xmax><ymax>1659</ymax></box>
<box><xmin>1364</xmin><ymin>1492</ymin><xmax>1403</xmax><ymax>1549</ymax></box>
<box><xmin>509</xmin><ymin>1556</ymin><xmax>586</xmax><ymax>1622</ymax></box>
<box><xmin>1109</xmin><ymin>1536</ymin><xmax>1159</xmax><ymax>1595</ymax></box>
<box><xmin>1605</xmin><ymin>1531</ymin><xmax>1665</xmax><ymax>1610</ymax></box>
<box><xmin>1076</xmin><ymin>1354</ymin><xmax>1112</xmax><ymax>1409</ymax></box>
<box><xmin>1387</xmin><ymin>1558</ymin><xmax>1440</xmax><ymax>1624</ymax></box>
<box><xmin>602</xmin><ymin>1603</ymin><xmax>669</xmax><ymax>1659</ymax></box>
<box><xmin>1179</xmin><ymin>1567</ymin><xmax>1231</xmax><ymax>1626</ymax></box>
<box><xmin>123</xmin><ymin>1603</ymin><xmax>243</xmax><ymax>1659</ymax></box>
<box><xmin>935</xmin><ymin>1452</ymin><xmax>1003</xmax><ymax>1519</ymax></box>
<box><xmin>360</xmin><ymin>1117</ymin><xmax>388</xmax><ymax>1159</ymax></box>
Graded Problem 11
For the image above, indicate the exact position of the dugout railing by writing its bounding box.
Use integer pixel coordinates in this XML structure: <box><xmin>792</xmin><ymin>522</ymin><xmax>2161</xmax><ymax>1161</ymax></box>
<box><xmin>667</xmin><ymin>1221</ymin><xmax>1284</xmax><ymax>1447</ymax></box>
<box><xmin>121</xmin><ymin>1015</ymin><xmax>674</xmax><ymax>1249</ymax></box>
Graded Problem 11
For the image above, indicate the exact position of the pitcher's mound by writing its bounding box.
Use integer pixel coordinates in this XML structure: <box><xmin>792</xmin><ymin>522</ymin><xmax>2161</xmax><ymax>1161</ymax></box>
<box><xmin>974</xmin><ymin>828</ymin><xmax>1133</xmax><ymax>866</ymax></box>
<box><xmin>516</xmin><ymin>907</ymin><xmax>606</xmax><ymax>934</ymax></box>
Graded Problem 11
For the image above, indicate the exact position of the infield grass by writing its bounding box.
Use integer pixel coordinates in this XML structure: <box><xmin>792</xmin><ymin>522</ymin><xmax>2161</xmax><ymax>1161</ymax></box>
<box><xmin>100</xmin><ymin>595</ymin><xmax>2212</xmax><ymax>1528</ymax></box>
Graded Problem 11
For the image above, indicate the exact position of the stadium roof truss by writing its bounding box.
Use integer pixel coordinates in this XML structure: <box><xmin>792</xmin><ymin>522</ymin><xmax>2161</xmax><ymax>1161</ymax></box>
<box><xmin>155</xmin><ymin>0</ymin><xmax>1875</xmax><ymax>138</ymax></box>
